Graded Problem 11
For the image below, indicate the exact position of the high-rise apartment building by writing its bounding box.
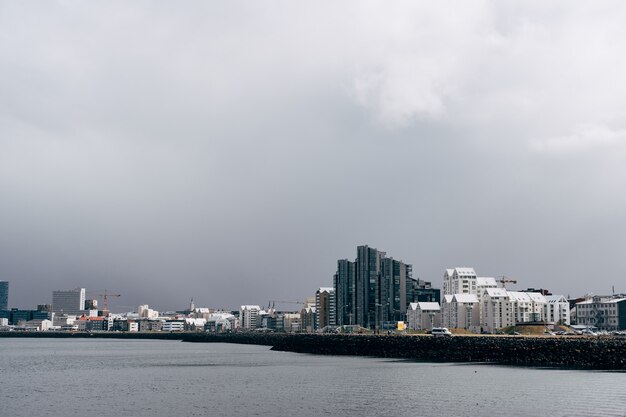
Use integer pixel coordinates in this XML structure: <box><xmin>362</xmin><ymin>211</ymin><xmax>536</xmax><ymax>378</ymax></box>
<box><xmin>52</xmin><ymin>288</ymin><xmax>86</xmax><ymax>315</ymax></box>
<box><xmin>0</xmin><ymin>281</ymin><xmax>8</xmax><ymax>310</ymax></box>
<box><xmin>239</xmin><ymin>305</ymin><xmax>261</xmax><ymax>329</ymax></box>
<box><xmin>334</xmin><ymin>259</ymin><xmax>355</xmax><ymax>326</ymax></box>
<box><xmin>355</xmin><ymin>245</ymin><xmax>386</xmax><ymax>329</ymax></box>
<box><xmin>334</xmin><ymin>245</ymin><xmax>416</xmax><ymax>329</ymax></box>
<box><xmin>315</xmin><ymin>287</ymin><xmax>335</xmax><ymax>329</ymax></box>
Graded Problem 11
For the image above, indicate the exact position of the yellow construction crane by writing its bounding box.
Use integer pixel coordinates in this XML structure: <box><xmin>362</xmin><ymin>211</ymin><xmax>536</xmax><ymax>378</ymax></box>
<box><xmin>496</xmin><ymin>276</ymin><xmax>517</xmax><ymax>289</ymax></box>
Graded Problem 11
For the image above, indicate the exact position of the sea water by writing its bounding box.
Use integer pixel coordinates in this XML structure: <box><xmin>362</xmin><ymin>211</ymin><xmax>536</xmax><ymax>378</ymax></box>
<box><xmin>0</xmin><ymin>338</ymin><xmax>625</xmax><ymax>417</ymax></box>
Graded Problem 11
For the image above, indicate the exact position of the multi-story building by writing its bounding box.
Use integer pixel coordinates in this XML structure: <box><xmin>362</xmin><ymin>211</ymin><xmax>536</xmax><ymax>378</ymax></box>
<box><xmin>334</xmin><ymin>245</ymin><xmax>416</xmax><ymax>329</ymax></box>
<box><xmin>0</xmin><ymin>281</ymin><xmax>8</xmax><ymax>310</ymax></box>
<box><xmin>482</xmin><ymin>288</ymin><xmax>511</xmax><ymax>332</ymax></box>
<box><xmin>408</xmin><ymin>279</ymin><xmax>441</xmax><ymax>304</ymax></box>
<box><xmin>0</xmin><ymin>309</ymin><xmax>54</xmax><ymax>325</ymax></box>
<box><xmin>476</xmin><ymin>277</ymin><xmax>498</xmax><ymax>296</ymax></box>
<box><xmin>576</xmin><ymin>296</ymin><xmax>626</xmax><ymax>331</ymax></box>
<box><xmin>334</xmin><ymin>259</ymin><xmax>356</xmax><ymax>326</ymax></box>
<box><xmin>203</xmin><ymin>312</ymin><xmax>237</xmax><ymax>333</ymax></box>
<box><xmin>407</xmin><ymin>302</ymin><xmax>441</xmax><ymax>330</ymax></box>
<box><xmin>162</xmin><ymin>320</ymin><xmax>185</xmax><ymax>332</ymax></box>
<box><xmin>82</xmin><ymin>316</ymin><xmax>109</xmax><ymax>331</ymax></box>
<box><xmin>380</xmin><ymin>257</ymin><xmax>414</xmax><ymax>323</ymax></box>
<box><xmin>441</xmin><ymin>293</ymin><xmax>480</xmax><ymax>331</ymax></box>
<box><xmin>239</xmin><ymin>305</ymin><xmax>261</xmax><ymax>330</ymax></box>
<box><xmin>544</xmin><ymin>295</ymin><xmax>571</xmax><ymax>325</ymax></box>
<box><xmin>300</xmin><ymin>306</ymin><xmax>316</xmax><ymax>332</ymax></box>
<box><xmin>138</xmin><ymin>304</ymin><xmax>159</xmax><ymax>319</ymax></box>
<box><xmin>282</xmin><ymin>313</ymin><xmax>301</xmax><ymax>332</ymax></box>
<box><xmin>508</xmin><ymin>291</ymin><xmax>546</xmax><ymax>323</ymax></box>
<box><xmin>138</xmin><ymin>319</ymin><xmax>164</xmax><ymax>332</ymax></box>
<box><xmin>52</xmin><ymin>288</ymin><xmax>86</xmax><ymax>315</ymax></box>
<box><xmin>355</xmin><ymin>245</ymin><xmax>386</xmax><ymax>329</ymax></box>
<box><xmin>315</xmin><ymin>287</ymin><xmax>335</xmax><ymax>330</ymax></box>
<box><xmin>482</xmin><ymin>289</ymin><xmax>547</xmax><ymax>333</ymax></box>
<box><xmin>443</xmin><ymin>268</ymin><xmax>477</xmax><ymax>296</ymax></box>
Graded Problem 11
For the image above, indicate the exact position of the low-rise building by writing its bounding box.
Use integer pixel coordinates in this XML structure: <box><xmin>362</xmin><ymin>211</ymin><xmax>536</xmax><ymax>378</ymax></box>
<box><xmin>0</xmin><ymin>309</ymin><xmax>53</xmax><ymax>325</ymax></box>
<box><xmin>204</xmin><ymin>312</ymin><xmax>236</xmax><ymax>332</ymax></box>
<box><xmin>407</xmin><ymin>302</ymin><xmax>441</xmax><ymax>330</ymax></box>
<box><xmin>24</xmin><ymin>319</ymin><xmax>54</xmax><ymax>331</ymax></box>
<box><xmin>162</xmin><ymin>320</ymin><xmax>185</xmax><ymax>332</ymax></box>
<box><xmin>184</xmin><ymin>318</ymin><xmax>206</xmax><ymax>331</ymax></box>
<box><xmin>85</xmin><ymin>317</ymin><xmax>109</xmax><ymax>332</ymax></box>
<box><xmin>576</xmin><ymin>296</ymin><xmax>626</xmax><ymax>331</ymax></box>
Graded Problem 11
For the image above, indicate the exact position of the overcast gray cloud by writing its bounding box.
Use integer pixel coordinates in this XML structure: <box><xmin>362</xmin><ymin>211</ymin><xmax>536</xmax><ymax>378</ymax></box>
<box><xmin>1</xmin><ymin>1</ymin><xmax>626</xmax><ymax>311</ymax></box>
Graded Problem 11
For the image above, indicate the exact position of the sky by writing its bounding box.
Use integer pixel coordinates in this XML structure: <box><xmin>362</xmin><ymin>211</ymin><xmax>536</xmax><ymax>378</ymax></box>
<box><xmin>2</xmin><ymin>1</ymin><xmax>626</xmax><ymax>311</ymax></box>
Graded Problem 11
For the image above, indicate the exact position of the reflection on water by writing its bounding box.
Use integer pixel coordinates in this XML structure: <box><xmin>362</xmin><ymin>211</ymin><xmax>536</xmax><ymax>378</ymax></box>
<box><xmin>1</xmin><ymin>338</ymin><xmax>625</xmax><ymax>417</ymax></box>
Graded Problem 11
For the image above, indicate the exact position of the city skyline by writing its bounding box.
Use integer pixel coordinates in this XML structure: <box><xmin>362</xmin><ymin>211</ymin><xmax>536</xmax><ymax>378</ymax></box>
<box><xmin>3</xmin><ymin>3</ymin><xmax>626</xmax><ymax>310</ymax></box>
<box><xmin>0</xmin><ymin>246</ymin><xmax>609</xmax><ymax>313</ymax></box>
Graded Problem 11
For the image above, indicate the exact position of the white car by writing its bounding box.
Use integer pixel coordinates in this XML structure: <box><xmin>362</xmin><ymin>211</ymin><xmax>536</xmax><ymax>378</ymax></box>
<box><xmin>431</xmin><ymin>327</ymin><xmax>452</xmax><ymax>337</ymax></box>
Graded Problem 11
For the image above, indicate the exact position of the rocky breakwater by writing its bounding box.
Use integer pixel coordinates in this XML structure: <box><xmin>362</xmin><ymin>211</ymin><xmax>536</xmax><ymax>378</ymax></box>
<box><xmin>183</xmin><ymin>333</ymin><xmax>626</xmax><ymax>370</ymax></box>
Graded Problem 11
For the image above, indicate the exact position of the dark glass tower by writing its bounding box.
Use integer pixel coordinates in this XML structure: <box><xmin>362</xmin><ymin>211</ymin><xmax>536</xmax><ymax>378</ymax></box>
<box><xmin>0</xmin><ymin>281</ymin><xmax>8</xmax><ymax>310</ymax></box>
<box><xmin>334</xmin><ymin>246</ymin><xmax>417</xmax><ymax>329</ymax></box>
<box><xmin>334</xmin><ymin>259</ymin><xmax>355</xmax><ymax>326</ymax></box>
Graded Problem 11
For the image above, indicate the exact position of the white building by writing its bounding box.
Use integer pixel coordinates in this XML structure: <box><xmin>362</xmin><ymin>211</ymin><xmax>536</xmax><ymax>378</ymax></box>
<box><xmin>53</xmin><ymin>314</ymin><xmax>77</xmax><ymax>327</ymax></box>
<box><xmin>52</xmin><ymin>288</ymin><xmax>86</xmax><ymax>315</ymax></box>
<box><xmin>443</xmin><ymin>268</ymin><xmax>477</xmax><ymax>296</ymax></box>
<box><xmin>544</xmin><ymin>295</ymin><xmax>571</xmax><ymax>325</ymax></box>
<box><xmin>508</xmin><ymin>291</ymin><xmax>546</xmax><ymax>323</ymax></box>
<box><xmin>240</xmin><ymin>305</ymin><xmax>261</xmax><ymax>330</ymax></box>
<box><xmin>24</xmin><ymin>319</ymin><xmax>54</xmax><ymax>331</ymax></box>
<box><xmin>476</xmin><ymin>277</ymin><xmax>498</xmax><ymax>296</ymax></box>
<box><xmin>184</xmin><ymin>318</ymin><xmax>206</xmax><ymax>331</ymax></box>
<box><xmin>482</xmin><ymin>289</ymin><xmax>547</xmax><ymax>333</ymax></box>
<box><xmin>442</xmin><ymin>294</ymin><xmax>480</xmax><ymax>331</ymax></box>
<box><xmin>162</xmin><ymin>320</ymin><xmax>185</xmax><ymax>332</ymax></box>
<box><xmin>407</xmin><ymin>302</ymin><xmax>441</xmax><ymax>330</ymax></box>
<box><xmin>138</xmin><ymin>305</ymin><xmax>159</xmax><ymax>319</ymax></box>
<box><xmin>205</xmin><ymin>312</ymin><xmax>237</xmax><ymax>332</ymax></box>
<box><xmin>282</xmin><ymin>313</ymin><xmax>301</xmax><ymax>332</ymax></box>
<box><xmin>576</xmin><ymin>296</ymin><xmax>626</xmax><ymax>331</ymax></box>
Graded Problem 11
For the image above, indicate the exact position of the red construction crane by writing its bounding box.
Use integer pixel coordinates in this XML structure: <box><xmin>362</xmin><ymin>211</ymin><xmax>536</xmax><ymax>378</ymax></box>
<box><xmin>97</xmin><ymin>290</ymin><xmax>121</xmax><ymax>312</ymax></box>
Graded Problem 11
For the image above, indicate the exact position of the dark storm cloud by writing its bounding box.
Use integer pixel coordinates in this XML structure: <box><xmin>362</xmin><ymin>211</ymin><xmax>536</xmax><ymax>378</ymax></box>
<box><xmin>2</xmin><ymin>1</ymin><xmax>626</xmax><ymax>310</ymax></box>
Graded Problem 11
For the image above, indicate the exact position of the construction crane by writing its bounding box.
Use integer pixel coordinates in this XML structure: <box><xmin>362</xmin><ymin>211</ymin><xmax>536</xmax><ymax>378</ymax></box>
<box><xmin>97</xmin><ymin>290</ymin><xmax>121</xmax><ymax>312</ymax></box>
<box><xmin>496</xmin><ymin>276</ymin><xmax>517</xmax><ymax>289</ymax></box>
<box><xmin>268</xmin><ymin>300</ymin><xmax>305</xmax><ymax>310</ymax></box>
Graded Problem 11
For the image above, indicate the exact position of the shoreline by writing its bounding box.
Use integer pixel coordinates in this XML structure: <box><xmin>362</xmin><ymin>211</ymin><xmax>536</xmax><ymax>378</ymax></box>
<box><xmin>2</xmin><ymin>331</ymin><xmax>626</xmax><ymax>370</ymax></box>
<box><xmin>182</xmin><ymin>333</ymin><xmax>626</xmax><ymax>370</ymax></box>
